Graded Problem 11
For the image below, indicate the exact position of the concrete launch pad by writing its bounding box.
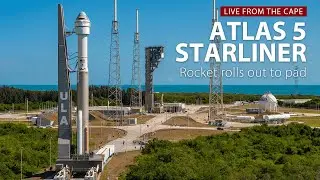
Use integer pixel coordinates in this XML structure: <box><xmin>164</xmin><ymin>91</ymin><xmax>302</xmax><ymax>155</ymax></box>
<box><xmin>56</xmin><ymin>154</ymin><xmax>103</xmax><ymax>173</ymax></box>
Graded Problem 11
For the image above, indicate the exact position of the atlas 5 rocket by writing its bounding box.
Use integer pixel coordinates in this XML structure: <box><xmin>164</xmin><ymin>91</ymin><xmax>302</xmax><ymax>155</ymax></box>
<box><xmin>75</xmin><ymin>12</ymin><xmax>91</xmax><ymax>154</ymax></box>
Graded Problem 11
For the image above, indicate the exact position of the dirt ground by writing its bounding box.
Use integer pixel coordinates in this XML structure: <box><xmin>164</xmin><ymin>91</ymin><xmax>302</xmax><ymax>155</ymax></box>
<box><xmin>163</xmin><ymin>116</ymin><xmax>208</xmax><ymax>127</ymax></box>
<box><xmin>125</xmin><ymin>114</ymin><xmax>155</xmax><ymax>124</ymax></box>
<box><xmin>90</xmin><ymin>111</ymin><xmax>155</xmax><ymax>126</ymax></box>
<box><xmin>41</xmin><ymin>112</ymin><xmax>58</xmax><ymax>121</ymax></box>
<box><xmin>193</xmin><ymin>107</ymin><xmax>250</xmax><ymax>122</ymax></box>
<box><xmin>142</xmin><ymin>129</ymin><xmax>226</xmax><ymax>141</ymax></box>
<box><xmin>101</xmin><ymin>151</ymin><xmax>141</xmax><ymax>180</ymax></box>
<box><xmin>90</xmin><ymin>111</ymin><xmax>116</xmax><ymax>126</ymax></box>
<box><xmin>88</xmin><ymin>127</ymin><xmax>127</xmax><ymax>150</ymax></box>
<box><xmin>71</xmin><ymin>127</ymin><xmax>126</xmax><ymax>150</ymax></box>
<box><xmin>289</xmin><ymin>116</ymin><xmax>320</xmax><ymax>127</ymax></box>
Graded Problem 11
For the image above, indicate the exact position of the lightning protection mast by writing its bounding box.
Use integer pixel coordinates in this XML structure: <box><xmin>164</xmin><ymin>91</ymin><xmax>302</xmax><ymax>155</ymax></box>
<box><xmin>131</xmin><ymin>9</ymin><xmax>142</xmax><ymax>108</ymax></box>
<box><xmin>209</xmin><ymin>0</ymin><xmax>224</xmax><ymax>121</ymax></box>
<box><xmin>108</xmin><ymin>0</ymin><xmax>123</xmax><ymax>125</ymax></box>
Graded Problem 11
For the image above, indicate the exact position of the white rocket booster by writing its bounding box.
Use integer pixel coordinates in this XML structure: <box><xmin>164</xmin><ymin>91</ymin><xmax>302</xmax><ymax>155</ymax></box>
<box><xmin>77</xmin><ymin>110</ymin><xmax>83</xmax><ymax>155</ymax></box>
<box><xmin>75</xmin><ymin>11</ymin><xmax>91</xmax><ymax>154</ymax></box>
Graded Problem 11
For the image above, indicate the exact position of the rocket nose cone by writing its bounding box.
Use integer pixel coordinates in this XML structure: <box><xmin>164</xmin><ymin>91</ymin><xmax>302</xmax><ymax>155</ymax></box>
<box><xmin>77</xmin><ymin>11</ymin><xmax>89</xmax><ymax>20</ymax></box>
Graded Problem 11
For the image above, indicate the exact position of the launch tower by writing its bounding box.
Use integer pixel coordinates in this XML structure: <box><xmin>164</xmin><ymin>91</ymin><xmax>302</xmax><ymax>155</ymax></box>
<box><xmin>145</xmin><ymin>47</ymin><xmax>164</xmax><ymax>113</ymax></box>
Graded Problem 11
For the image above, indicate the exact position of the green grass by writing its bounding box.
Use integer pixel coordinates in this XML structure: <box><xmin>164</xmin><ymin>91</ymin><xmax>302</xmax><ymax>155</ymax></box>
<box><xmin>0</xmin><ymin>120</ymin><xmax>32</xmax><ymax>126</ymax></box>
<box><xmin>289</xmin><ymin>116</ymin><xmax>320</xmax><ymax>127</ymax></box>
<box><xmin>279</xmin><ymin>107</ymin><xmax>320</xmax><ymax>114</ymax></box>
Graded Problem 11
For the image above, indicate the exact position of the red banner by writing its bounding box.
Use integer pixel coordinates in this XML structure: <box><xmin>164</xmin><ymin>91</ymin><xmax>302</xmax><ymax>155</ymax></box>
<box><xmin>220</xmin><ymin>6</ymin><xmax>307</xmax><ymax>17</ymax></box>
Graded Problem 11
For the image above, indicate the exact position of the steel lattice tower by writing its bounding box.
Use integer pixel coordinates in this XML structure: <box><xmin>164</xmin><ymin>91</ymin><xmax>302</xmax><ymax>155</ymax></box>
<box><xmin>131</xmin><ymin>9</ymin><xmax>142</xmax><ymax>108</ymax></box>
<box><xmin>209</xmin><ymin>0</ymin><xmax>224</xmax><ymax>121</ymax></box>
<box><xmin>108</xmin><ymin>0</ymin><xmax>122</xmax><ymax>123</ymax></box>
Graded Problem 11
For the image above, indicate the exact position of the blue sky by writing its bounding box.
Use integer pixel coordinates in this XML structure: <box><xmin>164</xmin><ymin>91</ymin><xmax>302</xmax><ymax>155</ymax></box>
<box><xmin>0</xmin><ymin>0</ymin><xmax>319</xmax><ymax>85</ymax></box>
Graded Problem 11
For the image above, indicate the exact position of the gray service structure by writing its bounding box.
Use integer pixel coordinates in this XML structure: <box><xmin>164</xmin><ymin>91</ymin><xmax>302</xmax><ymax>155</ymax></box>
<box><xmin>57</xmin><ymin>4</ymin><xmax>72</xmax><ymax>160</ymax></box>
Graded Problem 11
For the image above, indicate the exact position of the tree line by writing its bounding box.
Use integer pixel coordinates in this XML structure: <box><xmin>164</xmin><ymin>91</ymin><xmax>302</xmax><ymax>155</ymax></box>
<box><xmin>1</xmin><ymin>86</ymin><xmax>319</xmax><ymax>111</ymax></box>
<box><xmin>0</xmin><ymin>86</ymin><xmax>139</xmax><ymax>105</ymax></box>
<box><xmin>0</xmin><ymin>86</ymin><xmax>146</xmax><ymax>111</ymax></box>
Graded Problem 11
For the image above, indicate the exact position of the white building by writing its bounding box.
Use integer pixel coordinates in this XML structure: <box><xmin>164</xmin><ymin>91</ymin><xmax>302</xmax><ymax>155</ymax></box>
<box><xmin>279</xmin><ymin>99</ymin><xmax>311</xmax><ymax>105</ymax></box>
<box><xmin>163</xmin><ymin>103</ymin><xmax>186</xmax><ymax>113</ymax></box>
<box><xmin>96</xmin><ymin>144</ymin><xmax>115</xmax><ymax>167</ymax></box>
<box><xmin>259</xmin><ymin>93</ymin><xmax>278</xmax><ymax>112</ymax></box>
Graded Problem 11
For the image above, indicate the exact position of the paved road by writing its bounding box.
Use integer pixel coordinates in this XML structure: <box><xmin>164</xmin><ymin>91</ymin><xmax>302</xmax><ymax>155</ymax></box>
<box><xmin>103</xmin><ymin>113</ymin><xmax>169</xmax><ymax>152</ymax></box>
<box><xmin>97</xmin><ymin>104</ymin><xmax>252</xmax><ymax>153</ymax></box>
<box><xmin>98</xmin><ymin>112</ymin><xmax>226</xmax><ymax>153</ymax></box>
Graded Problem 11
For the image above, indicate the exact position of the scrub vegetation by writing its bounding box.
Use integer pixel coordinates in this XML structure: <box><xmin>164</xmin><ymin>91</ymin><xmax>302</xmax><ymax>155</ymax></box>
<box><xmin>0</xmin><ymin>123</ymin><xmax>58</xmax><ymax>180</ymax></box>
<box><xmin>124</xmin><ymin>124</ymin><xmax>320</xmax><ymax>179</ymax></box>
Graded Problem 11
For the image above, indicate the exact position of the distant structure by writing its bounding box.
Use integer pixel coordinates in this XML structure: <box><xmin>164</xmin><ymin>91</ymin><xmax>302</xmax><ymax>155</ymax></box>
<box><xmin>89</xmin><ymin>106</ymin><xmax>131</xmax><ymax>116</ymax></box>
<box><xmin>246</xmin><ymin>108</ymin><xmax>264</xmax><ymax>114</ymax></box>
<box><xmin>279</xmin><ymin>98</ymin><xmax>311</xmax><ymax>105</ymax></box>
<box><xmin>163</xmin><ymin>103</ymin><xmax>186</xmax><ymax>113</ymax></box>
<box><xmin>131</xmin><ymin>9</ymin><xmax>142</xmax><ymax>108</ymax></box>
<box><xmin>209</xmin><ymin>0</ymin><xmax>224</xmax><ymax>121</ymax></box>
<box><xmin>145</xmin><ymin>47</ymin><xmax>164</xmax><ymax>113</ymax></box>
<box><xmin>31</xmin><ymin>116</ymin><xmax>54</xmax><ymax>128</ymax></box>
<box><xmin>108</xmin><ymin>0</ymin><xmax>123</xmax><ymax>124</ymax></box>
<box><xmin>261</xmin><ymin>114</ymin><xmax>290</xmax><ymax>124</ymax></box>
<box><xmin>259</xmin><ymin>93</ymin><xmax>278</xmax><ymax>112</ymax></box>
<box><xmin>152</xmin><ymin>102</ymin><xmax>186</xmax><ymax>114</ymax></box>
